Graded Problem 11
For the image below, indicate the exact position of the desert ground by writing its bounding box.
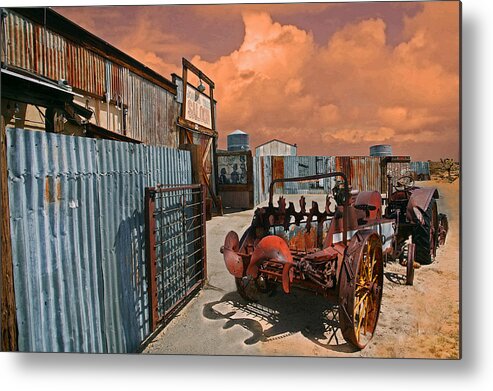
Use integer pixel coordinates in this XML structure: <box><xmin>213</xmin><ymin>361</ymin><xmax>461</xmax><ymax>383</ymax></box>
<box><xmin>143</xmin><ymin>180</ymin><xmax>460</xmax><ymax>358</ymax></box>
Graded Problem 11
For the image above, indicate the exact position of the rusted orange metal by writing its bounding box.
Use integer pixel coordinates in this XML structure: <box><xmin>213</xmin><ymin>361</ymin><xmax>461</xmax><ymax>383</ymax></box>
<box><xmin>272</xmin><ymin>156</ymin><xmax>285</xmax><ymax>193</ymax></box>
<box><xmin>221</xmin><ymin>170</ymin><xmax>449</xmax><ymax>349</ymax></box>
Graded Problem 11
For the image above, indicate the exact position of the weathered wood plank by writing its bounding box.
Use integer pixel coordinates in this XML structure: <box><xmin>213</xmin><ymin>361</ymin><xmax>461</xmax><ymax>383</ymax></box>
<box><xmin>0</xmin><ymin>116</ymin><xmax>18</xmax><ymax>351</ymax></box>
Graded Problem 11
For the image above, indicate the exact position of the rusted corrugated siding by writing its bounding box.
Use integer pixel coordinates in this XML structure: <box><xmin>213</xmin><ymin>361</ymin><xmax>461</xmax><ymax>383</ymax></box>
<box><xmin>336</xmin><ymin>156</ymin><xmax>382</xmax><ymax>192</ymax></box>
<box><xmin>3</xmin><ymin>9</ymin><xmax>178</xmax><ymax>148</ymax></box>
<box><xmin>34</xmin><ymin>25</ymin><xmax>67</xmax><ymax>82</ymax></box>
<box><xmin>349</xmin><ymin>157</ymin><xmax>381</xmax><ymax>192</ymax></box>
<box><xmin>272</xmin><ymin>156</ymin><xmax>285</xmax><ymax>193</ymax></box>
<box><xmin>387</xmin><ymin>161</ymin><xmax>411</xmax><ymax>189</ymax></box>
<box><xmin>335</xmin><ymin>156</ymin><xmax>351</xmax><ymax>185</ymax></box>
<box><xmin>5</xmin><ymin>11</ymin><xmax>35</xmax><ymax>72</ymax></box>
<box><xmin>66</xmin><ymin>41</ymin><xmax>106</xmax><ymax>97</ymax></box>
<box><xmin>122</xmin><ymin>71</ymin><xmax>178</xmax><ymax>147</ymax></box>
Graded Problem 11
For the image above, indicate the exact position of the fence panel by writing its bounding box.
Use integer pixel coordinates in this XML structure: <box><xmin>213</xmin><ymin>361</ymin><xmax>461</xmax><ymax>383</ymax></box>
<box><xmin>7</xmin><ymin>129</ymin><xmax>106</xmax><ymax>352</ymax></box>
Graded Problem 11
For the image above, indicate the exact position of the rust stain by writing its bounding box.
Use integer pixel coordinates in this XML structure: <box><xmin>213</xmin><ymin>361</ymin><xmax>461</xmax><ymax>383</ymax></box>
<box><xmin>45</xmin><ymin>176</ymin><xmax>62</xmax><ymax>203</ymax></box>
<box><xmin>45</xmin><ymin>175</ymin><xmax>54</xmax><ymax>203</ymax></box>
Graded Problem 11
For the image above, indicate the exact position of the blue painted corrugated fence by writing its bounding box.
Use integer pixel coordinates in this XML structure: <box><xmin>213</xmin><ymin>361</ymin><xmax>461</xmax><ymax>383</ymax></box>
<box><xmin>7</xmin><ymin>128</ymin><xmax>191</xmax><ymax>353</ymax></box>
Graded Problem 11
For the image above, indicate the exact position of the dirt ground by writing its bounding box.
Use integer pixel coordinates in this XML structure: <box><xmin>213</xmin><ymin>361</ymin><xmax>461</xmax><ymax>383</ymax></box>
<box><xmin>143</xmin><ymin>180</ymin><xmax>460</xmax><ymax>359</ymax></box>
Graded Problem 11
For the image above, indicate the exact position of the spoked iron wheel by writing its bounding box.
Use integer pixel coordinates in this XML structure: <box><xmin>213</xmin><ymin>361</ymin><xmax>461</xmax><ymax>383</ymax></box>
<box><xmin>405</xmin><ymin>238</ymin><xmax>416</xmax><ymax>286</ymax></box>
<box><xmin>339</xmin><ymin>231</ymin><xmax>384</xmax><ymax>350</ymax></box>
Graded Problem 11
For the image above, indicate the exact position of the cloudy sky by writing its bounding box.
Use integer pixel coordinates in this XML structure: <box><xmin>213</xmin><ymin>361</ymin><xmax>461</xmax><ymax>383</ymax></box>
<box><xmin>56</xmin><ymin>1</ymin><xmax>460</xmax><ymax>161</ymax></box>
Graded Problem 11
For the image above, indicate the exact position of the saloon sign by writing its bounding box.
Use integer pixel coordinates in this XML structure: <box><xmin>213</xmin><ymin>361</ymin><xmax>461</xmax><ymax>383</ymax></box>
<box><xmin>185</xmin><ymin>87</ymin><xmax>212</xmax><ymax>129</ymax></box>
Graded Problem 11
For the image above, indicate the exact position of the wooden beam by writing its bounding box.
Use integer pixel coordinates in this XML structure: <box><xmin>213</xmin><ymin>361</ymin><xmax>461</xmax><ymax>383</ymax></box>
<box><xmin>181</xmin><ymin>66</ymin><xmax>188</xmax><ymax>121</ymax></box>
<box><xmin>202</xmin><ymin>138</ymin><xmax>212</xmax><ymax>167</ymax></box>
<box><xmin>186</xmin><ymin>130</ymin><xmax>194</xmax><ymax>144</ymax></box>
<box><xmin>177</xmin><ymin>117</ymin><xmax>217</xmax><ymax>137</ymax></box>
<box><xmin>0</xmin><ymin>116</ymin><xmax>18</xmax><ymax>351</ymax></box>
<box><xmin>182</xmin><ymin>58</ymin><xmax>215</xmax><ymax>88</ymax></box>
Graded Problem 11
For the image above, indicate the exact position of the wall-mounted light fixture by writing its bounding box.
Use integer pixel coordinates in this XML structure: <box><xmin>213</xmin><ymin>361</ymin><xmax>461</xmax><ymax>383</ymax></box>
<box><xmin>197</xmin><ymin>78</ymin><xmax>206</xmax><ymax>93</ymax></box>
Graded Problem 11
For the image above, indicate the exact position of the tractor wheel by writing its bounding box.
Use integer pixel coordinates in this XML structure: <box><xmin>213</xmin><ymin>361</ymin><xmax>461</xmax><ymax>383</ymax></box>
<box><xmin>339</xmin><ymin>231</ymin><xmax>384</xmax><ymax>350</ymax></box>
<box><xmin>406</xmin><ymin>240</ymin><xmax>416</xmax><ymax>286</ymax></box>
<box><xmin>413</xmin><ymin>199</ymin><xmax>438</xmax><ymax>265</ymax></box>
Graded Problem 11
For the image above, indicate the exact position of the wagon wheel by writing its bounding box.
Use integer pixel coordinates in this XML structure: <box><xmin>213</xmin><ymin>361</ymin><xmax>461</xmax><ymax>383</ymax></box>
<box><xmin>339</xmin><ymin>231</ymin><xmax>384</xmax><ymax>349</ymax></box>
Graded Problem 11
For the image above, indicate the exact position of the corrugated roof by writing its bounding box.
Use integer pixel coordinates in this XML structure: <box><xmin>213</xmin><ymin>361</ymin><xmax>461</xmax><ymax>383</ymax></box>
<box><xmin>255</xmin><ymin>138</ymin><xmax>297</xmax><ymax>149</ymax></box>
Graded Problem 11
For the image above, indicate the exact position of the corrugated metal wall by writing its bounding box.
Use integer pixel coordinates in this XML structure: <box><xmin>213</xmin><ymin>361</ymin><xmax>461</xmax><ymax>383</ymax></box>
<box><xmin>387</xmin><ymin>162</ymin><xmax>411</xmax><ymax>190</ymax></box>
<box><xmin>7</xmin><ymin>128</ymin><xmax>191</xmax><ymax>352</ymax></box>
<box><xmin>253</xmin><ymin>155</ymin><xmax>385</xmax><ymax>206</ymax></box>
<box><xmin>410</xmin><ymin>161</ymin><xmax>431</xmax><ymax>179</ymax></box>
<box><xmin>253</xmin><ymin>156</ymin><xmax>430</xmax><ymax>204</ymax></box>
<box><xmin>348</xmin><ymin>157</ymin><xmax>382</xmax><ymax>193</ymax></box>
<box><xmin>253</xmin><ymin>156</ymin><xmax>272</xmax><ymax>205</ymax></box>
<box><xmin>281</xmin><ymin>156</ymin><xmax>337</xmax><ymax>194</ymax></box>
<box><xmin>3</xmin><ymin>9</ymin><xmax>178</xmax><ymax>147</ymax></box>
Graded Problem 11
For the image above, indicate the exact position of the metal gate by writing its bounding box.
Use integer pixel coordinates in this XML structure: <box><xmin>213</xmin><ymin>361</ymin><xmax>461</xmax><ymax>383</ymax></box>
<box><xmin>145</xmin><ymin>184</ymin><xmax>207</xmax><ymax>331</ymax></box>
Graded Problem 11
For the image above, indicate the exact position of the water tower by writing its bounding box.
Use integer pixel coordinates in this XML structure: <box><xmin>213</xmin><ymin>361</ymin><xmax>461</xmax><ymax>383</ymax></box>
<box><xmin>227</xmin><ymin>129</ymin><xmax>250</xmax><ymax>151</ymax></box>
<box><xmin>370</xmin><ymin>144</ymin><xmax>392</xmax><ymax>157</ymax></box>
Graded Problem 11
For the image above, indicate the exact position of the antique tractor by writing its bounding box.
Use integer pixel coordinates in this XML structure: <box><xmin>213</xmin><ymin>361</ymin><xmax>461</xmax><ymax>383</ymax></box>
<box><xmin>385</xmin><ymin>174</ymin><xmax>448</xmax><ymax>271</ymax></box>
<box><xmin>220</xmin><ymin>172</ymin><xmax>447</xmax><ymax>349</ymax></box>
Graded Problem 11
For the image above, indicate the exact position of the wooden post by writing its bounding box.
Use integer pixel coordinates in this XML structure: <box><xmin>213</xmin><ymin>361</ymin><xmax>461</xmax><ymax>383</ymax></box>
<box><xmin>179</xmin><ymin>143</ymin><xmax>202</xmax><ymax>184</ymax></box>
<box><xmin>0</xmin><ymin>116</ymin><xmax>18</xmax><ymax>351</ymax></box>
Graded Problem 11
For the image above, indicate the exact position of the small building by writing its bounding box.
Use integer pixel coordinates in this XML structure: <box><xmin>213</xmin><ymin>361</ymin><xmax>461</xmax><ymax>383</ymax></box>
<box><xmin>255</xmin><ymin>138</ymin><xmax>297</xmax><ymax>157</ymax></box>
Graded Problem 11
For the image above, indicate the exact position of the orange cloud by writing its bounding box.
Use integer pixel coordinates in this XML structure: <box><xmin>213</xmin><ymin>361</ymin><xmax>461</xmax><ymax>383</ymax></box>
<box><xmin>57</xmin><ymin>2</ymin><xmax>459</xmax><ymax>161</ymax></box>
<box><xmin>190</xmin><ymin>3</ymin><xmax>459</xmax><ymax>160</ymax></box>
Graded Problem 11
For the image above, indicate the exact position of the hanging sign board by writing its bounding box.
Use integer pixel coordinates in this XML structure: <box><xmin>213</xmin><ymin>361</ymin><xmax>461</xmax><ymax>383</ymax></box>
<box><xmin>185</xmin><ymin>87</ymin><xmax>212</xmax><ymax>129</ymax></box>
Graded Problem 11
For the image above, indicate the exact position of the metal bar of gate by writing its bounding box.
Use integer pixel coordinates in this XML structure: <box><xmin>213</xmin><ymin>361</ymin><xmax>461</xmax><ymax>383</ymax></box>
<box><xmin>145</xmin><ymin>184</ymin><xmax>207</xmax><ymax>333</ymax></box>
<box><xmin>201</xmin><ymin>184</ymin><xmax>207</xmax><ymax>282</ymax></box>
<box><xmin>145</xmin><ymin>188</ymin><xmax>159</xmax><ymax>331</ymax></box>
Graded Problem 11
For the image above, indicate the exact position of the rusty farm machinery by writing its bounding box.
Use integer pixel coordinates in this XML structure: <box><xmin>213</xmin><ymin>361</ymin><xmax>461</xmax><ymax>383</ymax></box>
<box><xmin>221</xmin><ymin>172</ymin><xmax>448</xmax><ymax>349</ymax></box>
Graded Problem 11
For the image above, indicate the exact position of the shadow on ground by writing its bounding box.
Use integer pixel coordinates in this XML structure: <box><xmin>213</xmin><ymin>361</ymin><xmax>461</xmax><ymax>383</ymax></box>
<box><xmin>203</xmin><ymin>287</ymin><xmax>358</xmax><ymax>353</ymax></box>
<box><xmin>384</xmin><ymin>271</ymin><xmax>408</xmax><ymax>285</ymax></box>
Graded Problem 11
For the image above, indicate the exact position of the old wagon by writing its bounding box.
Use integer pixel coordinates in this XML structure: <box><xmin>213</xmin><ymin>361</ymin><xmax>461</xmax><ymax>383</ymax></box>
<box><xmin>220</xmin><ymin>172</ymin><xmax>447</xmax><ymax>349</ymax></box>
